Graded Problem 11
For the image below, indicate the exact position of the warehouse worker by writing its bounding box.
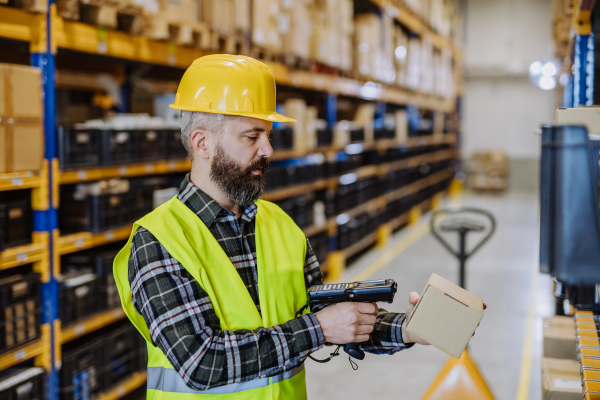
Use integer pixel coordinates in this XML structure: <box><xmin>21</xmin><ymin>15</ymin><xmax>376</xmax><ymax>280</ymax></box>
<box><xmin>113</xmin><ymin>54</ymin><xmax>429</xmax><ymax>399</ymax></box>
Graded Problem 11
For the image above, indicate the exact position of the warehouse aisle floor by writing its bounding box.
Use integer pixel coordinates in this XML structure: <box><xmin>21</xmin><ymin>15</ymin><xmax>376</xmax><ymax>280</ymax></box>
<box><xmin>306</xmin><ymin>190</ymin><xmax>554</xmax><ymax>400</ymax></box>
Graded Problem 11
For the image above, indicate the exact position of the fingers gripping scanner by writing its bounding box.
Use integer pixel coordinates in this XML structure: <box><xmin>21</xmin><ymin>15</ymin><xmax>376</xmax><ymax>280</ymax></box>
<box><xmin>298</xmin><ymin>279</ymin><xmax>397</xmax><ymax>367</ymax></box>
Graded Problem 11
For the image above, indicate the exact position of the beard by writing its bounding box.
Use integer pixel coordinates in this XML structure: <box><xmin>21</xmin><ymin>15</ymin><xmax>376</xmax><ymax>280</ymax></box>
<box><xmin>209</xmin><ymin>143</ymin><xmax>269</xmax><ymax>206</ymax></box>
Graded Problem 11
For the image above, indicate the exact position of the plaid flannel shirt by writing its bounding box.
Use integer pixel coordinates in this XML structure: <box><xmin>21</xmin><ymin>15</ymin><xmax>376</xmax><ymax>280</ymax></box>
<box><xmin>128</xmin><ymin>173</ymin><xmax>413</xmax><ymax>391</ymax></box>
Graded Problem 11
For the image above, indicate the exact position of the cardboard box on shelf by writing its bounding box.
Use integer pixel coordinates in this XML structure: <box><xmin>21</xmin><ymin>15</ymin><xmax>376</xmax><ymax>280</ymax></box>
<box><xmin>542</xmin><ymin>357</ymin><xmax>580</xmax><ymax>373</ymax></box>
<box><xmin>354</xmin><ymin>104</ymin><xmax>375</xmax><ymax>145</ymax></box>
<box><xmin>542</xmin><ymin>369</ymin><xmax>582</xmax><ymax>400</ymax></box>
<box><xmin>252</xmin><ymin>0</ymin><xmax>280</xmax><ymax>50</ymax></box>
<box><xmin>395</xmin><ymin>110</ymin><xmax>408</xmax><ymax>144</ymax></box>
<box><xmin>281</xmin><ymin>0</ymin><xmax>312</xmax><ymax>59</ymax></box>
<box><xmin>0</xmin><ymin>64</ymin><xmax>43</xmax><ymax>120</ymax></box>
<box><xmin>0</xmin><ymin>123</ymin><xmax>44</xmax><ymax>173</ymax></box>
<box><xmin>544</xmin><ymin>316</ymin><xmax>575</xmax><ymax>330</ymax></box>
<box><xmin>284</xmin><ymin>99</ymin><xmax>308</xmax><ymax>151</ymax></box>
<box><xmin>556</xmin><ymin>107</ymin><xmax>600</xmax><ymax>135</ymax></box>
<box><xmin>543</xmin><ymin>323</ymin><xmax>576</xmax><ymax>360</ymax></box>
<box><xmin>404</xmin><ymin>273</ymin><xmax>484</xmax><ymax>359</ymax></box>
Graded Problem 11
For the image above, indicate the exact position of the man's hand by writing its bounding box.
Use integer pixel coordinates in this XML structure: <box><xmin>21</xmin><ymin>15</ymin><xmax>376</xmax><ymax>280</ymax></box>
<box><xmin>315</xmin><ymin>302</ymin><xmax>378</xmax><ymax>344</ymax></box>
<box><xmin>401</xmin><ymin>292</ymin><xmax>488</xmax><ymax>345</ymax></box>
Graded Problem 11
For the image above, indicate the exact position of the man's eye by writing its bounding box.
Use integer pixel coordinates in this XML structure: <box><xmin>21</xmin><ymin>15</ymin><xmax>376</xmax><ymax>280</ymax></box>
<box><xmin>247</xmin><ymin>136</ymin><xmax>258</xmax><ymax>140</ymax></box>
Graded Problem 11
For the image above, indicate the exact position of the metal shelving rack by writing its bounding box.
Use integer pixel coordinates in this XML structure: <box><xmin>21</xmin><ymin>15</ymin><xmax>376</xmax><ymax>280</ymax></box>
<box><xmin>0</xmin><ymin>1</ymin><xmax>463</xmax><ymax>399</ymax></box>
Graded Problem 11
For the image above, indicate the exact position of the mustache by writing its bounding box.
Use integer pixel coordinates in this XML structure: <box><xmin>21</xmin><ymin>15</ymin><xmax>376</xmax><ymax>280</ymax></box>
<box><xmin>245</xmin><ymin>157</ymin><xmax>270</xmax><ymax>174</ymax></box>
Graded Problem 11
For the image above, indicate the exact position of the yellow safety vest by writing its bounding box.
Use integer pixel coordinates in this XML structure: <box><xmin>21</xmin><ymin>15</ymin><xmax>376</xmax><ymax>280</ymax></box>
<box><xmin>113</xmin><ymin>197</ymin><xmax>309</xmax><ymax>399</ymax></box>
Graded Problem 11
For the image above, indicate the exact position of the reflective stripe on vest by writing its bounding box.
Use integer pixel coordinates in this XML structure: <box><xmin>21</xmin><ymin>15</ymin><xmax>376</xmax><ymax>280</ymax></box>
<box><xmin>147</xmin><ymin>365</ymin><xmax>305</xmax><ymax>395</ymax></box>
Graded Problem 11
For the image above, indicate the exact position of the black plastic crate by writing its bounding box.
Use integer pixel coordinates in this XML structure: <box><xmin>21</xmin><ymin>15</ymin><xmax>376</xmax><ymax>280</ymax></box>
<box><xmin>350</xmin><ymin>128</ymin><xmax>365</xmax><ymax>143</ymax></box>
<box><xmin>62</xmin><ymin>249</ymin><xmax>121</xmax><ymax>312</ymax></box>
<box><xmin>166</xmin><ymin>129</ymin><xmax>188</xmax><ymax>160</ymax></box>
<box><xmin>59</xmin><ymin>188</ymin><xmax>129</xmax><ymax>234</ymax></box>
<box><xmin>103</xmin><ymin>324</ymin><xmax>141</xmax><ymax>388</ymax></box>
<box><xmin>317</xmin><ymin>128</ymin><xmax>333</xmax><ymax>147</ymax></box>
<box><xmin>98</xmin><ymin>129</ymin><xmax>136</xmax><ymax>166</ymax></box>
<box><xmin>0</xmin><ymin>274</ymin><xmax>41</xmax><ymax>353</ymax></box>
<box><xmin>60</xmin><ymin>338</ymin><xmax>105</xmax><ymax>400</ymax></box>
<box><xmin>58</xmin><ymin>127</ymin><xmax>101</xmax><ymax>170</ymax></box>
<box><xmin>128</xmin><ymin>177</ymin><xmax>169</xmax><ymax>221</ymax></box>
<box><xmin>59</xmin><ymin>270</ymin><xmax>99</xmax><ymax>326</ymax></box>
<box><xmin>0</xmin><ymin>192</ymin><xmax>32</xmax><ymax>249</ymax></box>
<box><xmin>0</xmin><ymin>367</ymin><xmax>44</xmax><ymax>400</ymax></box>
<box><xmin>135</xmin><ymin>129</ymin><xmax>168</xmax><ymax>163</ymax></box>
<box><xmin>308</xmin><ymin>232</ymin><xmax>329</xmax><ymax>265</ymax></box>
<box><xmin>270</xmin><ymin>128</ymin><xmax>293</xmax><ymax>150</ymax></box>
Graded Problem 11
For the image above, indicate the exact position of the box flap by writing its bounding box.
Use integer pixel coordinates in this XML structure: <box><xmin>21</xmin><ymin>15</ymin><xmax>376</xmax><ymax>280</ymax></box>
<box><xmin>428</xmin><ymin>273</ymin><xmax>484</xmax><ymax>313</ymax></box>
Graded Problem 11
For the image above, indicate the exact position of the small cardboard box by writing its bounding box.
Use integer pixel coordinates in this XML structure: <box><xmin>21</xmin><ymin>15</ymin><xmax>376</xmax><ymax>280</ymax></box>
<box><xmin>542</xmin><ymin>369</ymin><xmax>582</xmax><ymax>400</ymax></box>
<box><xmin>556</xmin><ymin>107</ymin><xmax>600</xmax><ymax>136</ymax></box>
<box><xmin>543</xmin><ymin>323</ymin><xmax>576</xmax><ymax>360</ymax></box>
<box><xmin>404</xmin><ymin>273</ymin><xmax>484</xmax><ymax>359</ymax></box>
<box><xmin>542</xmin><ymin>357</ymin><xmax>580</xmax><ymax>374</ymax></box>
<box><xmin>544</xmin><ymin>316</ymin><xmax>575</xmax><ymax>330</ymax></box>
<box><xmin>0</xmin><ymin>123</ymin><xmax>44</xmax><ymax>173</ymax></box>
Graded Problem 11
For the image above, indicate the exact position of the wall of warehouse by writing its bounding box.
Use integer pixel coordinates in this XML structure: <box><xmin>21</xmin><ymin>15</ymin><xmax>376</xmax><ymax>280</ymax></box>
<box><xmin>462</xmin><ymin>0</ymin><xmax>555</xmax><ymax>191</ymax></box>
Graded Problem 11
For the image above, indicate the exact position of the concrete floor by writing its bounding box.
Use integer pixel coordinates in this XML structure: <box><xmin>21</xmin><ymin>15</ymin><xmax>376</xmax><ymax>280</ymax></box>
<box><xmin>305</xmin><ymin>190</ymin><xmax>554</xmax><ymax>400</ymax></box>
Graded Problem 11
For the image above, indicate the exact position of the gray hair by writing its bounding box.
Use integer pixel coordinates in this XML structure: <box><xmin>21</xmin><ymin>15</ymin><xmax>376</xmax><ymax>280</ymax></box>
<box><xmin>180</xmin><ymin>111</ymin><xmax>236</xmax><ymax>161</ymax></box>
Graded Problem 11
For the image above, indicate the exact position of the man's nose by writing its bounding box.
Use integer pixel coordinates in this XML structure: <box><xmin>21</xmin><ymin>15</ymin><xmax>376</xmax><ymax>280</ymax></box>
<box><xmin>257</xmin><ymin>134</ymin><xmax>273</xmax><ymax>158</ymax></box>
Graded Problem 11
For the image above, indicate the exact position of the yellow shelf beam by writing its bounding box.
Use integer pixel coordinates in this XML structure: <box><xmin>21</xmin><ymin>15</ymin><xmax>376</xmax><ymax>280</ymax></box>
<box><xmin>57</xmin><ymin>225</ymin><xmax>133</xmax><ymax>255</ymax></box>
<box><xmin>60</xmin><ymin>307</ymin><xmax>126</xmax><ymax>344</ymax></box>
<box><xmin>0</xmin><ymin>242</ymin><xmax>47</xmax><ymax>271</ymax></box>
<box><xmin>59</xmin><ymin>158</ymin><xmax>191</xmax><ymax>185</ymax></box>
<box><xmin>95</xmin><ymin>371</ymin><xmax>147</xmax><ymax>400</ymax></box>
<box><xmin>0</xmin><ymin>171</ymin><xmax>44</xmax><ymax>192</ymax></box>
<box><xmin>0</xmin><ymin>339</ymin><xmax>45</xmax><ymax>371</ymax></box>
<box><xmin>0</xmin><ymin>5</ymin><xmax>47</xmax><ymax>52</ymax></box>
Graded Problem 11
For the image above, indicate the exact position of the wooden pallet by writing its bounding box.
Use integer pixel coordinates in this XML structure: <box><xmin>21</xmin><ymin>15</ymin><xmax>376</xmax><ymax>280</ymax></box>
<box><xmin>210</xmin><ymin>30</ymin><xmax>250</xmax><ymax>55</ymax></box>
<box><xmin>56</xmin><ymin>0</ymin><xmax>145</xmax><ymax>34</ymax></box>
<box><xmin>3</xmin><ymin>0</ymin><xmax>47</xmax><ymax>13</ymax></box>
<box><xmin>145</xmin><ymin>18</ymin><xmax>212</xmax><ymax>48</ymax></box>
<box><xmin>280</xmin><ymin>53</ymin><xmax>315</xmax><ymax>71</ymax></box>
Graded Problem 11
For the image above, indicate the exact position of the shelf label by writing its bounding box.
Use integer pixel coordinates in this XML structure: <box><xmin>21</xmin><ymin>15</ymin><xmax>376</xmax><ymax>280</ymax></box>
<box><xmin>98</xmin><ymin>28</ymin><xmax>108</xmax><ymax>54</ymax></box>
<box><xmin>14</xmin><ymin>350</ymin><xmax>26</xmax><ymax>361</ymax></box>
<box><xmin>116</xmin><ymin>386</ymin><xmax>125</xmax><ymax>396</ymax></box>
<box><xmin>315</xmin><ymin>77</ymin><xmax>325</xmax><ymax>91</ymax></box>
<box><xmin>119</xmin><ymin>167</ymin><xmax>128</xmax><ymax>176</ymax></box>
<box><xmin>114</xmin><ymin>309</ymin><xmax>124</xmax><ymax>318</ymax></box>
<box><xmin>16</xmin><ymin>253</ymin><xmax>28</xmax><ymax>263</ymax></box>
<box><xmin>293</xmin><ymin>76</ymin><xmax>302</xmax><ymax>87</ymax></box>
<box><xmin>11</xmin><ymin>178</ymin><xmax>23</xmax><ymax>187</ymax></box>
<box><xmin>105</xmin><ymin>231</ymin><xmax>115</xmax><ymax>241</ymax></box>
<box><xmin>75</xmin><ymin>239</ymin><xmax>85</xmax><ymax>249</ymax></box>
<box><xmin>145</xmin><ymin>164</ymin><xmax>154</xmax><ymax>173</ymax></box>
<box><xmin>75</xmin><ymin>325</ymin><xmax>85</xmax><ymax>336</ymax></box>
<box><xmin>168</xmin><ymin>162</ymin><xmax>176</xmax><ymax>170</ymax></box>
<box><xmin>168</xmin><ymin>43</ymin><xmax>176</xmax><ymax>66</ymax></box>
<box><xmin>77</xmin><ymin>170</ymin><xmax>87</xmax><ymax>180</ymax></box>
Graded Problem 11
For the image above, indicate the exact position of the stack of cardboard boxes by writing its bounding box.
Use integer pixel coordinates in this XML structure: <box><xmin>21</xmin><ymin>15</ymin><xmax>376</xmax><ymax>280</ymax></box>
<box><xmin>542</xmin><ymin>316</ymin><xmax>581</xmax><ymax>400</ymax></box>
<box><xmin>469</xmin><ymin>151</ymin><xmax>509</xmax><ymax>192</ymax></box>
<box><xmin>0</xmin><ymin>64</ymin><xmax>44</xmax><ymax>175</ymax></box>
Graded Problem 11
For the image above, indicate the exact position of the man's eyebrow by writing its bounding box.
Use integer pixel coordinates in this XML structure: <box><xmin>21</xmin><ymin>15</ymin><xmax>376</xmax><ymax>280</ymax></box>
<box><xmin>239</xmin><ymin>127</ymin><xmax>266</xmax><ymax>134</ymax></box>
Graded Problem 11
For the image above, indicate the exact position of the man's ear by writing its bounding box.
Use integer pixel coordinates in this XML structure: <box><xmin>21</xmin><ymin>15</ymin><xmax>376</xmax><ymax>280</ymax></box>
<box><xmin>190</xmin><ymin>129</ymin><xmax>210</xmax><ymax>160</ymax></box>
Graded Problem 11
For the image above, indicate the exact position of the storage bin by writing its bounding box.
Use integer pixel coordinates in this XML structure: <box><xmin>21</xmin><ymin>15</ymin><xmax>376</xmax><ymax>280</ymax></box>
<box><xmin>57</xmin><ymin>127</ymin><xmax>101</xmax><ymax>170</ymax></box>
<box><xmin>59</xmin><ymin>270</ymin><xmax>99</xmax><ymax>326</ymax></box>
<box><xmin>59</xmin><ymin>188</ymin><xmax>129</xmax><ymax>234</ymax></box>
<box><xmin>166</xmin><ymin>129</ymin><xmax>188</xmax><ymax>160</ymax></box>
<box><xmin>0</xmin><ymin>367</ymin><xmax>44</xmax><ymax>400</ymax></box>
<box><xmin>60</xmin><ymin>338</ymin><xmax>105</xmax><ymax>400</ymax></box>
<box><xmin>0</xmin><ymin>273</ymin><xmax>41</xmax><ymax>353</ymax></box>
<box><xmin>103</xmin><ymin>324</ymin><xmax>140</xmax><ymax>388</ymax></box>
<box><xmin>98</xmin><ymin>129</ymin><xmax>136</xmax><ymax>166</ymax></box>
<box><xmin>135</xmin><ymin>129</ymin><xmax>168</xmax><ymax>162</ymax></box>
<box><xmin>0</xmin><ymin>191</ymin><xmax>32</xmax><ymax>249</ymax></box>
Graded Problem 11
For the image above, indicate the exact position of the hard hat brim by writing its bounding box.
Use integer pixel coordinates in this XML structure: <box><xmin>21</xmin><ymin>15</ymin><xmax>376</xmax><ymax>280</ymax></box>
<box><xmin>169</xmin><ymin>105</ymin><xmax>297</xmax><ymax>123</ymax></box>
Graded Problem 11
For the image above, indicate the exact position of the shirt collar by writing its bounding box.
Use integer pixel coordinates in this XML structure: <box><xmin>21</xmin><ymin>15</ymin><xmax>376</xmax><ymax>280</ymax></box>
<box><xmin>177</xmin><ymin>174</ymin><xmax>257</xmax><ymax>227</ymax></box>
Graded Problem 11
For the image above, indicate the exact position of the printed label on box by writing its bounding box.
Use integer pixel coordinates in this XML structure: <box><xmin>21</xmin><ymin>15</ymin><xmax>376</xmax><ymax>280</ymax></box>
<box><xmin>553</xmin><ymin>378</ymin><xmax>581</xmax><ymax>390</ymax></box>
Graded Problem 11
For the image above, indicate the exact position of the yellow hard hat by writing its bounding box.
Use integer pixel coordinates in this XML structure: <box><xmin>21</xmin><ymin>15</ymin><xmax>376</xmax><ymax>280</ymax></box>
<box><xmin>169</xmin><ymin>54</ymin><xmax>296</xmax><ymax>123</ymax></box>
